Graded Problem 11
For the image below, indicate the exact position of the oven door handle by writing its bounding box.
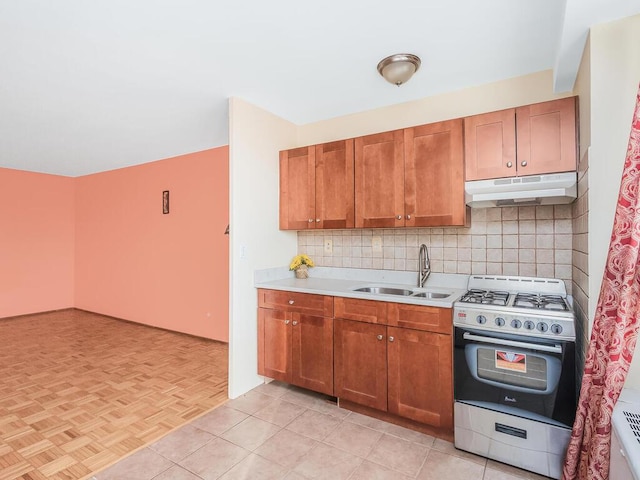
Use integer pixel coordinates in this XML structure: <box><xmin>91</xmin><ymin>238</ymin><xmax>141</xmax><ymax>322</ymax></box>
<box><xmin>462</xmin><ymin>332</ymin><xmax>562</xmax><ymax>354</ymax></box>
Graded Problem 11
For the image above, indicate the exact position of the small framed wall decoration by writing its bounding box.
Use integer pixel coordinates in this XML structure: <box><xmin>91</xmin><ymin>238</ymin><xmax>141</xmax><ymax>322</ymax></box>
<box><xmin>162</xmin><ymin>190</ymin><xmax>170</xmax><ymax>214</ymax></box>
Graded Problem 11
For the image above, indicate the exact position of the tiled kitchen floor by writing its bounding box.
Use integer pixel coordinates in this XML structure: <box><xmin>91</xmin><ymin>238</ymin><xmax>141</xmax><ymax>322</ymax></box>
<box><xmin>94</xmin><ymin>382</ymin><xmax>549</xmax><ymax>480</ymax></box>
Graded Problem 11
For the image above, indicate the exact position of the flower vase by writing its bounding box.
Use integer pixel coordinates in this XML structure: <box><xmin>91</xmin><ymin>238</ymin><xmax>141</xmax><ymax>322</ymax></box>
<box><xmin>295</xmin><ymin>264</ymin><xmax>309</xmax><ymax>279</ymax></box>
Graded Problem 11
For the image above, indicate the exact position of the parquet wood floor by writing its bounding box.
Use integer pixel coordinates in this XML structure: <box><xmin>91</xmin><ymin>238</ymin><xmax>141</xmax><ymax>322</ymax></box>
<box><xmin>0</xmin><ymin>309</ymin><xmax>228</xmax><ymax>480</ymax></box>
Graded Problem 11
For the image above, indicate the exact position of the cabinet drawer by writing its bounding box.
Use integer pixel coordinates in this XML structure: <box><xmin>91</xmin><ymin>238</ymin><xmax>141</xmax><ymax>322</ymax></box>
<box><xmin>387</xmin><ymin>303</ymin><xmax>452</xmax><ymax>334</ymax></box>
<box><xmin>334</xmin><ymin>297</ymin><xmax>388</xmax><ymax>324</ymax></box>
<box><xmin>258</xmin><ymin>289</ymin><xmax>333</xmax><ymax>317</ymax></box>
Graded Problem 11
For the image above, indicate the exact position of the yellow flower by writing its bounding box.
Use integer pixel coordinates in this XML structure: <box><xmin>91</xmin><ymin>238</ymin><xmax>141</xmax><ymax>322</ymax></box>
<box><xmin>289</xmin><ymin>254</ymin><xmax>314</xmax><ymax>270</ymax></box>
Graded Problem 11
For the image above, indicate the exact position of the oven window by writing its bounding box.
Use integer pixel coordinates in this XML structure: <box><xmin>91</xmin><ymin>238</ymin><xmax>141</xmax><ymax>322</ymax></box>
<box><xmin>476</xmin><ymin>346</ymin><xmax>547</xmax><ymax>391</ymax></box>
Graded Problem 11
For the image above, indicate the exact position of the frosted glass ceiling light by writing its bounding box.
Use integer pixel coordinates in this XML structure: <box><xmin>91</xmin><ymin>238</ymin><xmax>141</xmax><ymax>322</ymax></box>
<box><xmin>377</xmin><ymin>54</ymin><xmax>421</xmax><ymax>86</ymax></box>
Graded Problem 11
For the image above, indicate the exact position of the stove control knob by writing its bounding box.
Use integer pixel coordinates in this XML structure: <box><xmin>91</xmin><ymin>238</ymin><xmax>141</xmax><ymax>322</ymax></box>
<box><xmin>495</xmin><ymin>317</ymin><xmax>505</xmax><ymax>327</ymax></box>
<box><xmin>537</xmin><ymin>322</ymin><xmax>549</xmax><ymax>333</ymax></box>
<box><xmin>551</xmin><ymin>324</ymin><xmax>563</xmax><ymax>335</ymax></box>
<box><xmin>476</xmin><ymin>315</ymin><xmax>487</xmax><ymax>325</ymax></box>
<box><xmin>511</xmin><ymin>319</ymin><xmax>522</xmax><ymax>329</ymax></box>
<box><xmin>523</xmin><ymin>320</ymin><xmax>535</xmax><ymax>330</ymax></box>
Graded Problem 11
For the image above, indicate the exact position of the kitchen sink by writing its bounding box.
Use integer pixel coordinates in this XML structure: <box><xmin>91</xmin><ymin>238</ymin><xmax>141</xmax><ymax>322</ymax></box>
<box><xmin>352</xmin><ymin>285</ymin><xmax>453</xmax><ymax>299</ymax></box>
<box><xmin>411</xmin><ymin>291</ymin><xmax>450</xmax><ymax>299</ymax></box>
<box><xmin>353</xmin><ymin>286</ymin><xmax>413</xmax><ymax>296</ymax></box>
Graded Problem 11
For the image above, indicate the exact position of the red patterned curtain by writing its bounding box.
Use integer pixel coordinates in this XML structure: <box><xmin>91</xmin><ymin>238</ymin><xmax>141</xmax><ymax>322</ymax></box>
<box><xmin>563</xmin><ymin>83</ymin><xmax>640</xmax><ymax>480</ymax></box>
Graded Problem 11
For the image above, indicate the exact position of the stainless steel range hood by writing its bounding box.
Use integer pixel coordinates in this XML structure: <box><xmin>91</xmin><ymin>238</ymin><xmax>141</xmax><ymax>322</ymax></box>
<box><xmin>465</xmin><ymin>172</ymin><xmax>577</xmax><ymax>208</ymax></box>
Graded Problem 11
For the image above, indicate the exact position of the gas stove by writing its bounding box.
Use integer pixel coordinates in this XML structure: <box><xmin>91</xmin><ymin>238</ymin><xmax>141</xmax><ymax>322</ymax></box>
<box><xmin>453</xmin><ymin>275</ymin><xmax>575</xmax><ymax>341</ymax></box>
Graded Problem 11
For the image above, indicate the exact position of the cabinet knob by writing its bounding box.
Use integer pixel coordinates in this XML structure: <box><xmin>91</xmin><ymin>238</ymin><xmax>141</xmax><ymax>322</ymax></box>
<box><xmin>288</xmin><ymin>300</ymin><xmax>294</xmax><ymax>305</ymax></box>
<box><xmin>377</xmin><ymin>334</ymin><xmax>383</xmax><ymax>341</ymax></box>
<box><xmin>389</xmin><ymin>336</ymin><xmax>395</xmax><ymax>342</ymax></box>
<box><xmin>406</xmin><ymin>214</ymin><xmax>411</xmax><ymax>220</ymax></box>
<box><xmin>308</xmin><ymin>218</ymin><xmax>314</xmax><ymax>223</ymax></box>
<box><xmin>292</xmin><ymin>321</ymin><xmax>298</xmax><ymax>326</ymax></box>
<box><xmin>506</xmin><ymin>161</ymin><xmax>513</xmax><ymax>168</ymax></box>
<box><xmin>315</xmin><ymin>218</ymin><xmax>320</xmax><ymax>222</ymax></box>
<box><xmin>521</xmin><ymin>161</ymin><xmax>528</xmax><ymax>167</ymax></box>
<box><xmin>396</xmin><ymin>215</ymin><xmax>402</xmax><ymax>220</ymax></box>
<box><xmin>285</xmin><ymin>320</ymin><xmax>290</xmax><ymax>325</ymax></box>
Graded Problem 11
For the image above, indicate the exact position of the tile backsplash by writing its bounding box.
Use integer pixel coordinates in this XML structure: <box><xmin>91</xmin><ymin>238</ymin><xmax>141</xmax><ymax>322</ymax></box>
<box><xmin>297</xmin><ymin>205</ymin><xmax>573</xmax><ymax>291</ymax></box>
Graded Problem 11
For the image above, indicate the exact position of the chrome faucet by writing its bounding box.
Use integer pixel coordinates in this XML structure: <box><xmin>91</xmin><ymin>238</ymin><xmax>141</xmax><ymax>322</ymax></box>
<box><xmin>418</xmin><ymin>244</ymin><xmax>431</xmax><ymax>287</ymax></box>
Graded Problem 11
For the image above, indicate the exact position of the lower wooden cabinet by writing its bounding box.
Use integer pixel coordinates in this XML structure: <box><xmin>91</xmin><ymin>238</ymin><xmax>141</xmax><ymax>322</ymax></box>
<box><xmin>387</xmin><ymin>326</ymin><xmax>453</xmax><ymax>428</ymax></box>
<box><xmin>333</xmin><ymin>318</ymin><xmax>387</xmax><ymax>410</ymax></box>
<box><xmin>258</xmin><ymin>307</ymin><xmax>334</xmax><ymax>396</ymax></box>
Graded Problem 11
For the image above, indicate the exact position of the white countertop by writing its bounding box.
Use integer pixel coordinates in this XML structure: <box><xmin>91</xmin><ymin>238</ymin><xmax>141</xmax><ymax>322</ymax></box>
<box><xmin>254</xmin><ymin>267</ymin><xmax>468</xmax><ymax>308</ymax></box>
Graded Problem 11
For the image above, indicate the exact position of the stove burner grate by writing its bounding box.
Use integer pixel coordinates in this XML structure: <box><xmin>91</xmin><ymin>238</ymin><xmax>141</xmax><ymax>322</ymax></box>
<box><xmin>459</xmin><ymin>289</ymin><xmax>509</xmax><ymax>306</ymax></box>
<box><xmin>514</xmin><ymin>293</ymin><xmax>569</xmax><ymax>311</ymax></box>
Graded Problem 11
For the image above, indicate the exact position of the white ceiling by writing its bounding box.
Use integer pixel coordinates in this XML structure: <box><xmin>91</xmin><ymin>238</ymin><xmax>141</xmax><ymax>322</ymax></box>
<box><xmin>1</xmin><ymin>0</ymin><xmax>639</xmax><ymax>177</ymax></box>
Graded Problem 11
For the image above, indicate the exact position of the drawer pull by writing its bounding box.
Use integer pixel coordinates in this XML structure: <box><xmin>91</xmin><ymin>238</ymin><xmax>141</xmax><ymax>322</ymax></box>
<box><xmin>377</xmin><ymin>334</ymin><xmax>383</xmax><ymax>341</ymax></box>
<box><xmin>284</xmin><ymin>320</ymin><xmax>290</xmax><ymax>325</ymax></box>
<box><xmin>292</xmin><ymin>321</ymin><xmax>298</xmax><ymax>326</ymax></box>
<box><xmin>389</xmin><ymin>336</ymin><xmax>395</xmax><ymax>342</ymax></box>
<box><xmin>288</xmin><ymin>300</ymin><xmax>294</xmax><ymax>305</ymax></box>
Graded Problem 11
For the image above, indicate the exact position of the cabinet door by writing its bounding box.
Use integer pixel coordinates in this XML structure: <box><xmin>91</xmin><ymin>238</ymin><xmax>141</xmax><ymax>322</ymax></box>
<box><xmin>334</xmin><ymin>318</ymin><xmax>387</xmax><ymax>410</ymax></box>
<box><xmin>355</xmin><ymin>130</ymin><xmax>405</xmax><ymax>228</ymax></box>
<box><xmin>316</xmin><ymin>140</ymin><xmax>355</xmax><ymax>229</ymax></box>
<box><xmin>464</xmin><ymin>109</ymin><xmax>516</xmax><ymax>181</ymax></box>
<box><xmin>258</xmin><ymin>308</ymin><xmax>292</xmax><ymax>382</ymax></box>
<box><xmin>405</xmin><ymin>119</ymin><xmax>467</xmax><ymax>227</ymax></box>
<box><xmin>387</xmin><ymin>327</ymin><xmax>453</xmax><ymax>428</ymax></box>
<box><xmin>291</xmin><ymin>314</ymin><xmax>334</xmax><ymax>395</ymax></box>
<box><xmin>280</xmin><ymin>146</ymin><xmax>316</xmax><ymax>230</ymax></box>
<box><xmin>516</xmin><ymin>97</ymin><xmax>577</xmax><ymax>176</ymax></box>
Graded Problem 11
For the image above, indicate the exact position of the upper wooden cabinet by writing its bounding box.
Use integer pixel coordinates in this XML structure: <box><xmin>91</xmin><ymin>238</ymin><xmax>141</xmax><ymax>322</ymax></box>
<box><xmin>354</xmin><ymin>130</ymin><xmax>405</xmax><ymax>228</ymax></box>
<box><xmin>355</xmin><ymin>120</ymin><xmax>467</xmax><ymax>228</ymax></box>
<box><xmin>404</xmin><ymin>120</ymin><xmax>466</xmax><ymax>227</ymax></box>
<box><xmin>465</xmin><ymin>97</ymin><xmax>577</xmax><ymax>181</ymax></box>
<box><xmin>280</xmin><ymin>140</ymin><xmax>354</xmax><ymax>230</ymax></box>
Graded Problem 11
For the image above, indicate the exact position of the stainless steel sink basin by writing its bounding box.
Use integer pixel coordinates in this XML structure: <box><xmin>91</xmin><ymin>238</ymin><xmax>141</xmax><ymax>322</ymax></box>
<box><xmin>353</xmin><ymin>287</ymin><xmax>413</xmax><ymax>296</ymax></box>
<box><xmin>412</xmin><ymin>292</ymin><xmax>450</xmax><ymax>299</ymax></box>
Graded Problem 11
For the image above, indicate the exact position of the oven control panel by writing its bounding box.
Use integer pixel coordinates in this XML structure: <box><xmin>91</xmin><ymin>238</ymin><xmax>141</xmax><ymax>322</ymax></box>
<box><xmin>454</xmin><ymin>307</ymin><xmax>575</xmax><ymax>341</ymax></box>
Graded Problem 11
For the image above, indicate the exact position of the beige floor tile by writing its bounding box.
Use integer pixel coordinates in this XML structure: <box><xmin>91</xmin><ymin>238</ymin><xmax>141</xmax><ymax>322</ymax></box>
<box><xmin>285</xmin><ymin>409</ymin><xmax>341</xmax><ymax>441</ymax></box>
<box><xmin>149</xmin><ymin>424</ymin><xmax>215</xmax><ymax>462</ymax></box>
<box><xmin>293</xmin><ymin>443</ymin><xmax>362</xmax><ymax>480</ymax></box>
<box><xmin>255</xmin><ymin>429</ymin><xmax>317</xmax><ymax>469</ymax></box>
<box><xmin>280</xmin><ymin>387</ymin><xmax>328</xmax><ymax>409</ymax></box>
<box><xmin>323</xmin><ymin>421</ymin><xmax>383</xmax><ymax>458</ymax></box>
<box><xmin>253</xmin><ymin>399</ymin><xmax>308</xmax><ymax>427</ymax></box>
<box><xmin>95</xmin><ymin>448</ymin><xmax>173</xmax><ymax>480</ymax></box>
<box><xmin>344</xmin><ymin>411</ymin><xmax>393</xmax><ymax>432</ymax></box>
<box><xmin>221</xmin><ymin>417</ymin><xmax>282</xmax><ymax>451</ymax></box>
<box><xmin>190</xmin><ymin>406</ymin><xmax>249</xmax><ymax>436</ymax></box>
<box><xmin>283</xmin><ymin>472</ymin><xmax>307</xmax><ymax>480</ymax></box>
<box><xmin>416</xmin><ymin>450</ymin><xmax>485</xmax><ymax>480</ymax></box>
<box><xmin>431</xmin><ymin>438</ymin><xmax>487</xmax><ymax>466</ymax></box>
<box><xmin>306</xmin><ymin>398</ymin><xmax>350</xmax><ymax>419</ymax></box>
<box><xmin>366</xmin><ymin>433</ymin><xmax>429</xmax><ymax>477</ymax></box>
<box><xmin>226</xmin><ymin>391</ymin><xmax>276</xmax><ymax>415</ymax></box>
<box><xmin>350</xmin><ymin>460</ymin><xmax>413</xmax><ymax>480</ymax></box>
<box><xmin>219</xmin><ymin>453</ymin><xmax>288</xmax><ymax>480</ymax></box>
<box><xmin>152</xmin><ymin>465</ymin><xmax>202</xmax><ymax>480</ymax></box>
<box><xmin>253</xmin><ymin>381</ymin><xmax>292</xmax><ymax>398</ymax></box>
<box><xmin>483</xmin><ymin>467</ymin><xmax>532</xmax><ymax>480</ymax></box>
<box><xmin>486</xmin><ymin>459</ymin><xmax>550</xmax><ymax>480</ymax></box>
<box><xmin>383</xmin><ymin>423</ymin><xmax>436</xmax><ymax>447</ymax></box>
<box><xmin>178</xmin><ymin>437</ymin><xmax>249</xmax><ymax>480</ymax></box>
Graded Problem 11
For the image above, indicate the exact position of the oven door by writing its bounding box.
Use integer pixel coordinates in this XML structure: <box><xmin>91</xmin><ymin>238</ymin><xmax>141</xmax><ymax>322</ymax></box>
<box><xmin>454</xmin><ymin>326</ymin><xmax>576</xmax><ymax>427</ymax></box>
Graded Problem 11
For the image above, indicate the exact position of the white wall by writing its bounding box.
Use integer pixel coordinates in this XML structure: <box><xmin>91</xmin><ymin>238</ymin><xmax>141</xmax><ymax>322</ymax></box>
<box><xmin>228</xmin><ymin>97</ymin><xmax>298</xmax><ymax>398</ymax></box>
<box><xmin>298</xmin><ymin>70</ymin><xmax>570</xmax><ymax>144</ymax></box>
<box><xmin>588</xmin><ymin>14</ymin><xmax>640</xmax><ymax>388</ymax></box>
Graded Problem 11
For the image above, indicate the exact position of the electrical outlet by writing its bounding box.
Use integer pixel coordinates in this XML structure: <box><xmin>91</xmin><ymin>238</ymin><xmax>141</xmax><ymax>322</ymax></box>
<box><xmin>324</xmin><ymin>239</ymin><xmax>333</xmax><ymax>254</ymax></box>
<box><xmin>372</xmin><ymin>236</ymin><xmax>382</xmax><ymax>253</ymax></box>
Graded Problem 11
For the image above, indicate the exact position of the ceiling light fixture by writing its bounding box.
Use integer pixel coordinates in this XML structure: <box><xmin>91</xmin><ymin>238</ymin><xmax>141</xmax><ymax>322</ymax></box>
<box><xmin>377</xmin><ymin>53</ymin><xmax>421</xmax><ymax>86</ymax></box>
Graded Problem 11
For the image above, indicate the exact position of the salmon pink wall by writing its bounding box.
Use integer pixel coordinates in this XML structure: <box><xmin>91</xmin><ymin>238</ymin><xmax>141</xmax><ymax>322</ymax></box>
<box><xmin>0</xmin><ymin>168</ymin><xmax>75</xmax><ymax>317</ymax></box>
<box><xmin>75</xmin><ymin>147</ymin><xmax>229</xmax><ymax>341</ymax></box>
